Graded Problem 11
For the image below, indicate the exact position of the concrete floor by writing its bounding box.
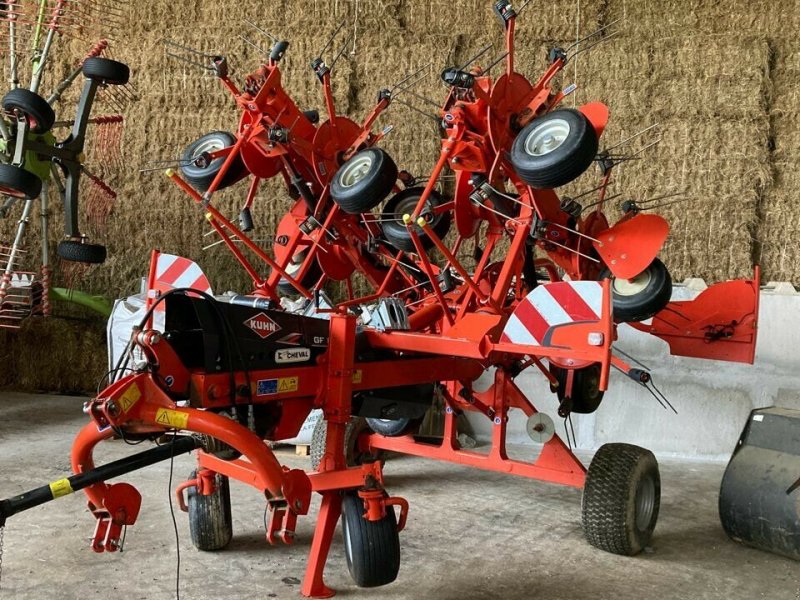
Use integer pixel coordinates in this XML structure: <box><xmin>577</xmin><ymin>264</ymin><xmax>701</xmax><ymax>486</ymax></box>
<box><xmin>0</xmin><ymin>392</ymin><xmax>798</xmax><ymax>600</ymax></box>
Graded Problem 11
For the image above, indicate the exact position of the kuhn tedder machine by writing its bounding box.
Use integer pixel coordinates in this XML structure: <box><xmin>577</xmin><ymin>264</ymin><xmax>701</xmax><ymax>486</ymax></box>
<box><xmin>0</xmin><ymin>3</ymin><xmax>762</xmax><ymax>597</ymax></box>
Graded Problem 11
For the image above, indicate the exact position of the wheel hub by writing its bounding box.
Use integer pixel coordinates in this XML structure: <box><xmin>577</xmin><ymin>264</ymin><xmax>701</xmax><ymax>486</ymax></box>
<box><xmin>340</xmin><ymin>155</ymin><xmax>373</xmax><ymax>187</ymax></box>
<box><xmin>612</xmin><ymin>269</ymin><xmax>652</xmax><ymax>296</ymax></box>
<box><xmin>525</xmin><ymin>118</ymin><xmax>571</xmax><ymax>156</ymax></box>
<box><xmin>192</xmin><ymin>138</ymin><xmax>226</xmax><ymax>165</ymax></box>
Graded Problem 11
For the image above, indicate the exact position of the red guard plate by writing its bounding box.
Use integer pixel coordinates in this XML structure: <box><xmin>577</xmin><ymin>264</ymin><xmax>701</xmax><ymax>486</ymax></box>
<box><xmin>311</xmin><ymin>117</ymin><xmax>361</xmax><ymax>185</ymax></box>
<box><xmin>579</xmin><ymin>102</ymin><xmax>610</xmax><ymax>138</ymax></box>
<box><xmin>454</xmin><ymin>170</ymin><xmax>481</xmax><ymax>238</ymax></box>
<box><xmin>240</xmin><ymin>135</ymin><xmax>282</xmax><ymax>179</ymax></box>
<box><xmin>593</xmin><ymin>213</ymin><xmax>669</xmax><ymax>279</ymax></box>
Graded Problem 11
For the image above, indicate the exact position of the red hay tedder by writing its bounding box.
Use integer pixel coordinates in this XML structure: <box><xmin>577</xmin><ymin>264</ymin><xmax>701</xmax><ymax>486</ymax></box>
<box><xmin>0</xmin><ymin>3</ymin><xmax>761</xmax><ymax>597</ymax></box>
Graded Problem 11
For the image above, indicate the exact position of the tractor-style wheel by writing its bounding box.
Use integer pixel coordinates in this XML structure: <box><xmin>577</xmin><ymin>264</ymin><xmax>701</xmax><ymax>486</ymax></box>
<box><xmin>56</xmin><ymin>240</ymin><xmax>107</xmax><ymax>264</ymax></box>
<box><xmin>0</xmin><ymin>164</ymin><xmax>42</xmax><ymax>199</ymax></box>
<box><xmin>187</xmin><ymin>470</ymin><xmax>233</xmax><ymax>551</ymax></box>
<box><xmin>365</xmin><ymin>417</ymin><xmax>418</xmax><ymax>437</ymax></box>
<box><xmin>276</xmin><ymin>252</ymin><xmax>322</xmax><ymax>297</ymax></box>
<box><xmin>82</xmin><ymin>57</ymin><xmax>130</xmax><ymax>85</ymax></box>
<box><xmin>310</xmin><ymin>416</ymin><xmax>380</xmax><ymax>471</ymax></box>
<box><xmin>180</xmin><ymin>131</ymin><xmax>248</xmax><ymax>192</ymax></box>
<box><xmin>331</xmin><ymin>148</ymin><xmax>398</xmax><ymax>214</ymax></box>
<box><xmin>2</xmin><ymin>88</ymin><xmax>56</xmax><ymax>133</ymax></box>
<box><xmin>510</xmin><ymin>108</ymin><xmax>598</xmax><ymax>189</ymax></box>
<box><xmin>549</xmin><ymin>363</ymin><xmax>604</xmax><ymax>414</ymax></box>
<box><xmin>380</xmin><ymin>187</ymin><xmax>451</xmax><ymax>253</ymax></box>
<box><xmin>341</xmin><ymin>492</ymin><xmax>401</xmax><ymax>588</ymax></box>
<box><xmin>582</xmin><ymin>443</ymin><xmax>660</xmax><ymax>556</ymax></box>
<box><xmin>600</xmin><ymin>258</ymin><xmax>672</xmax><ymax>323</ymax></box>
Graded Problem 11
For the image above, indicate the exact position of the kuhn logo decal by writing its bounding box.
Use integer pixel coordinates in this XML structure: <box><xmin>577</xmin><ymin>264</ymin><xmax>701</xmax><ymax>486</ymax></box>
<box><xmin>275</xmin><ymin>348</ymin><xmax>311</xmax><ymax>364</ymax></box>
<box><xmin>244</xmin><ymin>312</ymin><xmax>281</xmax><ymax>339</ymax></box>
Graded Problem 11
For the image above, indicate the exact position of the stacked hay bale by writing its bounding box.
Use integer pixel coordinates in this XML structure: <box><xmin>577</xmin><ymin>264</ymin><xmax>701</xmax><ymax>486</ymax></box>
<box><xmin>579</xmin><ymin>30</ymin><xmax>771</xmax><ymax>282</ymax></box>
<box><xmin>760</xmin><ymin>40</ymin><xmax>800</xmax><ymax>282</ymax></box>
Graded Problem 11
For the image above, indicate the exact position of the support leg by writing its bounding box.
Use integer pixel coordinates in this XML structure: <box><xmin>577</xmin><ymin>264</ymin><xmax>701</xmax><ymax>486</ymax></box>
<box><xmin>301</xmin><ymin>491</ymin><xmax>343</xmax><ymax>599</ymax></box>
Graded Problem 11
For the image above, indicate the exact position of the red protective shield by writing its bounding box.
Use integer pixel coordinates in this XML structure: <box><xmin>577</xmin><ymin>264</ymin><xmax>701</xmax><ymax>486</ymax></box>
<box><xmin>579</xmin><ymin>102</ymin><xmax>610</xmax><ymax>138</ymax></box>
<box><xmin>593</xmin><ymin>213</ymin><xmax>669</xmax><ymax>279</ymax></box>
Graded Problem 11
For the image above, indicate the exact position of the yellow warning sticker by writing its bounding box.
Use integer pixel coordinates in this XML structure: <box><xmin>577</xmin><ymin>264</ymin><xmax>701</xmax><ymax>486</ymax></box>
<box><xmin>49</xmin><ymin>478</ymin><xmax>74</xmax><ymax>499</ymax></box>
<box><xmin>352</xmin><ymin>370</ymin><xmax>363</xmax><ymax>384</ymax></box>
<box><xmin>155</xmin><ymin>408</ymin><xmax>189</xmax><ymax>430</ymax></box>
<box><xmin>256</xmin><ymin>376</ymin><xmax>299</xmax><ymax>395</ymax></box>
<box><xmin>278</xmin><ymin>376</ymin><xmax>299</xmax><ymax>393</ymax></box>
<box><xmin>119</xmin><ymin>384</ymin><xmax>141</xmax><ymax>413</ymax></box>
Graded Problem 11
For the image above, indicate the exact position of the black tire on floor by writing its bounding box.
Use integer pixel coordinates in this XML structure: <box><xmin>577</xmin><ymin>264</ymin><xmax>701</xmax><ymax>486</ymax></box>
<box><xmin>82</xmin><ymin>57</ymin><xmax>130</xmax><ymax>85</ymax></box>
<box><xmin>180</xmin><ymin>131</ymin><xmax>248</xmax><ymax>192</ymax></box>
<box><xmin>380</xmin><ymin>187</ymin><xmax>451</xmax><ymax>253</ymax></box>
<box><xmin>582</xmin><ymin>443</ymin><xmax>661</xmax><ymax>556</ymax></box>
<box><xmin>549</xmin><ymin>363</ymin><xmax>604</xmax><ymax>414</ymax></box>
<box><xmin>2</xmin><ymin>88</ymin><xmax>56</xmax><ymax>133</ymax></box>
<box><xmin>341</xmin><ymin>492</ymin><xmax>401</xmax><ymax>588</ymax></box>
<box><xmin>187</xmin><ymin>470</ymin><xmax>233</xmax><ymax>551</ymax></box>
<box><xmin>310</xmin><ymin>416</ymin><xmax>379</xmax><ymax>471</ymax></box>
<box><xmin>0</xmin><ymin>164</ymin><xmax>42</xmax><ymax>199</ymax></box>
<box><xmin>599</xmin><ymin>258</ymin><xmax>672</xmax><ymax>323</ymax></box>
<box><xmin>510</xmin><ymin>108</ymin><xmax>598</xmax><ymax>189</ymax></box>
<box><xmin>331</xmin><ymin>148</ymin><xmax>398</xmax><ymax>214</ymax></box>
<box><xmin>56</xmin><ymin>240</ymin><xmax>107</xmax><ymax>264</ymax></box>
<box><xmin>365</xmin><ymin>417</ymin><xmax>415</xmax><ymax>437</ymax></box>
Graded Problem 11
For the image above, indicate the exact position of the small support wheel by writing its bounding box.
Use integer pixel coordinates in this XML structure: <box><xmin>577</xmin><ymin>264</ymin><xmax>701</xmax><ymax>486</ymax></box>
<box><xmin>2</xmin><ymin>88</ymin><xmax>55</xmax><ymax>133</ymax></box>
<box><xmin>180</xmin><ymin>131</ymin><xmax>248</xmax><ymax>192</ymax></box>
<box><xmin>276</xmin><ymin>251</ymin><xmax>322</xmax><ymax>297</ymax></box>
<box><xmin>0</xmin><ymin>164</ymin><xmax>42</xmax><ymax>199</ymax></box>
<box><xmin>600</xmin><ymin>258</ymin><xmax>672</xmax><ymax>323</ymax></box>
<box><xmin>82</xmin><ymin>57</ymin><xmax>130</xmax><ymax>85</ymax></box>
<box><xmin>56</xmin><ymin>239</ymin><xmax>107</xmax><ymax>264</ymax></box>
<box><xmin>187</xmin><ymin>470</ymin><xmax>233</xmax><ymax>551</ymax></box>
<box><xmin>310</xmin><ymin>416</ymin><xmax>381</xmax><ymax>471</ymax></box>
<box><xmin>549</xmin><ymin>363</ymin><xmax>604</xmax><ymax>414</ymax></box>
<box><xmin>510</xmin><ymin>108</ymin><xmax>598</xmax><ymax>189</ymax></box>
<box><xmin>331</xmin><ymin>148</ymin><xmax>398</xmax><ymax>214</ymax></box>
<box><xmin>581</xmin><ymin>443</ymin><xmax>661</xmax><ymax>556</ymax></box>
<box><xmin>365</xmin><ymin>417</ymin><xmax>419</xmax><ymax>437</ymax></box>
<box><xmin>380</xmin><ymin>187</ymin><xmax>451</xmax><ymax>252</ymax></box>
<box><xmin>341</xmin><ymin>492</ymin><xmax>401</xmax><ymax>588</ymax></box>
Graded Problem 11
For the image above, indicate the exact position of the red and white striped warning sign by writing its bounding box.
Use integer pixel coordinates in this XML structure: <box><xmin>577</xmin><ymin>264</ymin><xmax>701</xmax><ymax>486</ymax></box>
<box><xmin>152</xmin><ymin>253</ymin><xmax>213</xmax><ymax>294</ymax></box>
<box><xmin>146</xmin><ymin>251</ymin><xmax>213</xmax><ymax>328</ymax></box>
<box><xmin>501</xmin><ymin>281</ymin><xmax>606</xmax><ymax>347</ymax></box>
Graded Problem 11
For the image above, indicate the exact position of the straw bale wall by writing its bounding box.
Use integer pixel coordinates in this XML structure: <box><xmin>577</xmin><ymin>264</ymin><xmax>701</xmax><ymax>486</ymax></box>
<box><xmin>1</xmin><ymin>0</ymin><xmax>797</xmax><ymax>390</ymax></box>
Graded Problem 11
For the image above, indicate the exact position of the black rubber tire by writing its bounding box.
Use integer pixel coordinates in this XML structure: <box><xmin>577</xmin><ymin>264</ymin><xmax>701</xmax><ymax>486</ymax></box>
<box><xmin>365</xmin><ymin>417</ymin><xmax>414</xmax><ymax>437</ymax></box>
<box><xmin>82</xmin><ymin>57</ymin><xmax>130</xmax><ymax>85</ymax></box>
<box><xmin>56</xmin><ymin>240</ymin><xmax>107</xmax><ymax>264</ymax></box>
<box><xmin>511</xmin><ymin>108</ymin><xmax>598</xmax><ymax>189</ymax></box>
<box><xmin>276</xmin><ymin>253</ymin><xmax>322</xmax><ymax>297</ymax></box>
<box><xmin>331</xmin><ymin>148</ymin><xmax>398</xmax><ymax>214</ymax></box>
<box><xmin>2</xmin><ymin>88</ymin><xmax>55</xmax><ymax>133</ymax></box>
<box><xmin>187</xmin><ymin>470</ymin><xmax>233</xmax><ymax>551</ymax></box>
<box><xmin>0</xmin><ymin>164</ymin><xmax>42</xmax><ymax>199</ymax></box>
<box><xmin>381</xmin><ymin>187</ymin><xmax>451</xmax><ymax>253</ymax></box>
<box><xmin>549</xmin><ymin>363</ymin><xmax>604</xmax><ymax>414</ymax></box>
<box><xmin>582</xmin><ymin>443</ymin><xmax>661</xmax><ymax>556</ymax></box>
<box><xmin>600</xmin><ymin>258</ymin><xmax>672</xmax><ymax>323</ymax></box>
<box><xmin>341</xmin><ymin>492</ymin><xmax>401</xmax><ymax>588</ymax></box>
<box><xmin>180</xmin><ymin>131</ymin><xmax>248</xmax><ymax>192</ymax></box>
<box><xmin>310</xmin><ymin>416</ymin><xmax>379</xmax><ymax>471</ymax></box>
